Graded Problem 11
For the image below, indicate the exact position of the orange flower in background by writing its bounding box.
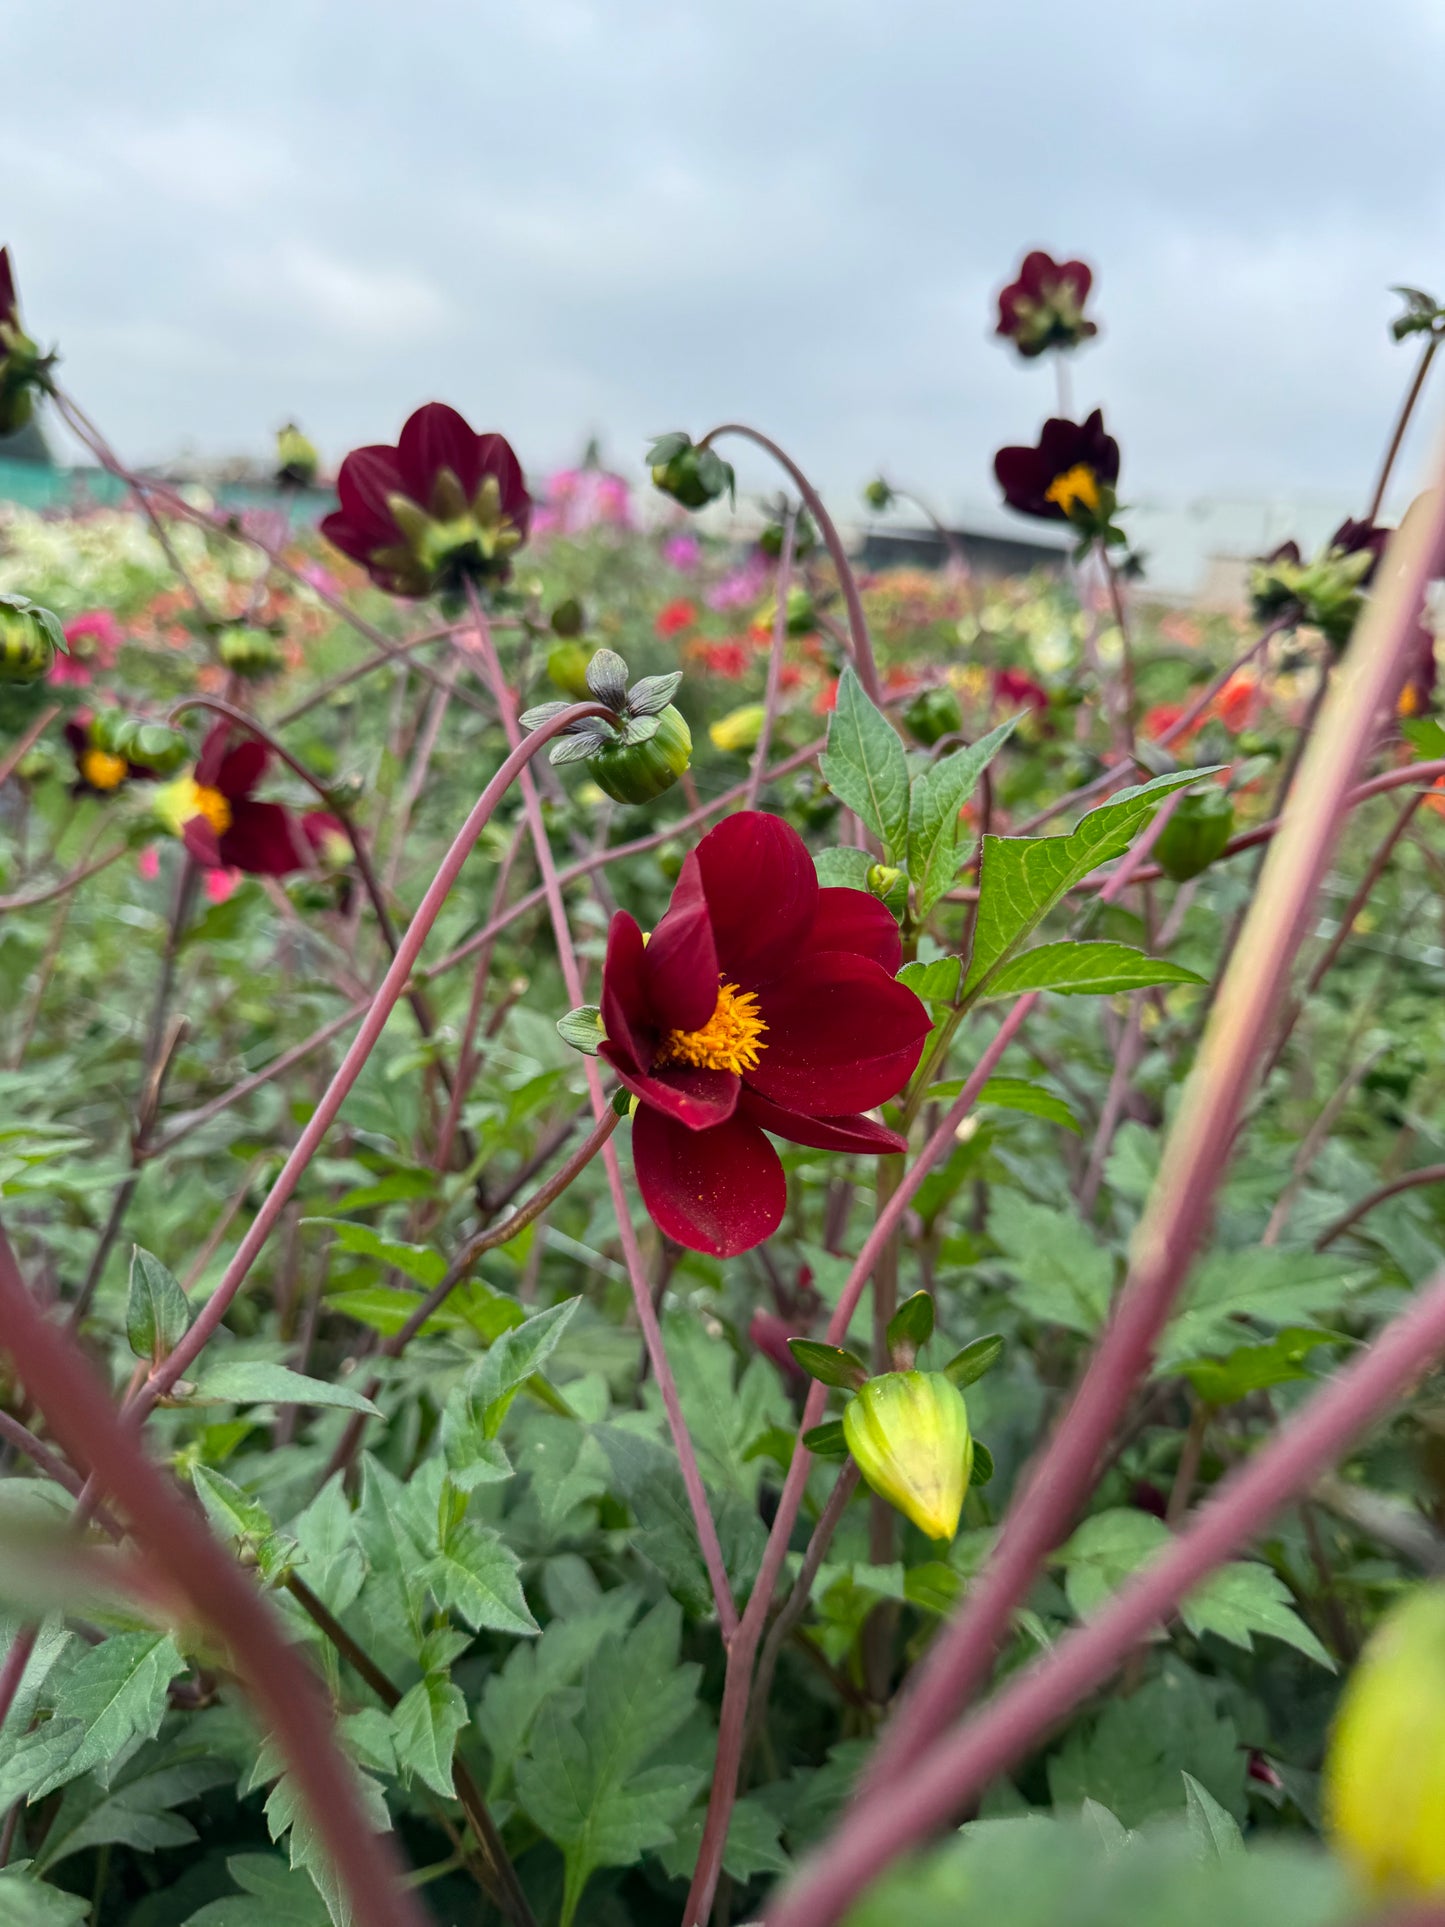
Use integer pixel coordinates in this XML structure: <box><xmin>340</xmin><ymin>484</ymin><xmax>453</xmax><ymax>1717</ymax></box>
<box><xmin>1143</xmin><ymin>702</ymin><xmax>1187</xmax><ymax>744</ymax></box>
<box><xmin>813</xmin><ymin>679</ymin><xmax>839</xmax><ymax>714</ymax></box>
<box><xmin>1213</xmin><ymin>672</ymin><xmax>1258</xmax><ymax>733</ymax></box>
<box><xmin>690</xmin><ymin>638</ymin><xmax>751</xmax><ymax>680</ymax></box>
<box><xmin>655</xmin><ymin>598</ymin><xmax>698</xmax><ymax>639</ymax></box>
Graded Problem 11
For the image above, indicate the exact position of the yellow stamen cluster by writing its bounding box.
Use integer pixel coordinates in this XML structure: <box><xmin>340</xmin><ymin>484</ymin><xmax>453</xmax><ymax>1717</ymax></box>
<box><xmin>156</xmin><ymin>774</ymin><xmax>234</xmax><ymax>839</ymax></box>
<box><xmin>80</xmin><ymin>747</ymin><xmax>128</xmax><ymax>792</ymax></box>
<box><xmin>658</xmin><ymin>980</ymin><xmax>767</xmax><ymax>1076</ymax></box>
<box><xmin>1044</xmin><ymin>463</ymin><xmax>1101</xmax><ymax>518</ymax></box>
<box><xmin>190</xmin><ymin>782</ymin><xmax>234</xmax><ymax>835</ymax></box>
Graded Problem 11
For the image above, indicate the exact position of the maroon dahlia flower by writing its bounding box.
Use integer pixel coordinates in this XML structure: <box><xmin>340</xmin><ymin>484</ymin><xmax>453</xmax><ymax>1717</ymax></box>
<box><xmin>994</xmin><ymin>409</ymin><xmax>1120</xmax><ymax>526</ymax></box>
<box><xmin>600</xmin><ymin>811</ymin><xmax>931</xmax><ymax>1256</ymax></box>
<box><xmin>0</xmin><ymin>248</ymin><xmax>17</xmax><ymax>331</ymax></box>
<box><xmin>64</xmin><ymin>713</ymin><xmax>154</xmax><ymax>797</ymax></box>
<box><xmin>163</xmin><ymin>725</ymin><xmax>313</xmax><ymax>876</ymax></box>
<box><xmin>1330</xmin><ymin>517</ymin><xmax>1390</xmax><ymax>586</ymax></box>
<box><xmin>321</xmin><ymin>402</ymin><xmax>531</xmax><ymax>598</ymax></box>
<box><xmin>996</xmin><ymin>250</ymin><xmax>1098</xmax><ymax>359</ymax></box>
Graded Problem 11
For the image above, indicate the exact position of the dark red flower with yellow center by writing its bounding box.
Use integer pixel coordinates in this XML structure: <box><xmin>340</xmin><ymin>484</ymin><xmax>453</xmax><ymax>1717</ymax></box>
<box><xmin>320</xmin><ymin>402</ymin><xmax>531</xmax><ymax>599</ymax></box>
<box><xmin>994</xmin><ymin>409</ymin><xmax>1120</xmax><ymax>530</ymax></box>
<box><xmin>996</xmin><ymin>251</ymin><xmax>1098</xmax><ymax>359</ymax></box>
<box><xmin>156</xmin><ymin>724</ymin><xmax>312</xmax><ymax>875</ymax></box>
<box><xmin>600</xmin><ymin>812</ymin><xmax>931</xmax><ymax>1255</ymax></box>
<box><xmin>64</xmin><ymin>713</ymin><xmax>153</xmax><ymax>797</ymax></box>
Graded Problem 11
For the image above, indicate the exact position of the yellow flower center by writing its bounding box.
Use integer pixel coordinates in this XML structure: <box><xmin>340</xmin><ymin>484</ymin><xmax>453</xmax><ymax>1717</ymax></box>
<box><xmin>155</xmin><ymin>775</ymin><xmax>233</xmax><ymax>838</ymax></box>
<box><xmin>80</xmin><ymin>747</ymin><xmax>128</xmax><ymax>792</ymax></box>
<box><xmin>1043</xmin><ymin>463</ymin><xmax>1101</xmax><ymax>518</ymax></box>
<box><xmin>658</xmin><ymin>979</ymin><xmax>767</xmax><ymax>1076</ymax></box>
<box><xmin>191</xmin><ymin>782</ymin><xmax>233</xmax><ymax>834</ymax></box>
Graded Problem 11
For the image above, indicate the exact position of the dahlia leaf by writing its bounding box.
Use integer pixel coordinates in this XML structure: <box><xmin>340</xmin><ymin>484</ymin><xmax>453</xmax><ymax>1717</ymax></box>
<box><xmin>978</xmin><ymin>939</ymin><xmax>1204</xmax><ymax>1000</ymax></box>
<box><xmin>908</xmin><ymin>715</ymin><xmax>1018</xmax><ymax>917</ymax></box>
<box><xmin>820</xmin><ymin>666</ymin><xmax>911</xmax><ymax>862</ymax></box>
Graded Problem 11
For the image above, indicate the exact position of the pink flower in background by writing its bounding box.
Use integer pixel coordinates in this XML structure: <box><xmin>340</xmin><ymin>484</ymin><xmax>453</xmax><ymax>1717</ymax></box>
<box><xmin>136</xmin><ymin>846</ymin><xmax>161</xmax><ymax>881</ymax></box>
<box><xmin>204</xmin><ymin>867</ymin><xmax>242</xmax><ymax>905</ymax></box>
<box><xmin>707</xmin><ymin>556</ymin><xmax>769</xmax><ymax>612</ymax></box>
<box><xmin>535</xmin><ymin>465</ymin><xmax>633</xmax><ymax>537</ymax></box>
<box><xmin>661</xmin><ymin>532</ymin><xmax>701</xmax><ymax>572</ymax></box>
<box><xmin>50</xmin><ymin>610</ymin><xmax>122</xmax><ymax>687</ymax></box>
<box><xmin>298</xmin><ymin>561</ymin><xmax>342</xmax><ymax>598</ymax></box>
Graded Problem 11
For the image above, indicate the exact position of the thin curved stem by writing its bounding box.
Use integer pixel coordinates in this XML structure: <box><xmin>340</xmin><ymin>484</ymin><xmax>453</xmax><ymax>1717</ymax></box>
<box><xmin>0</xmin><ymin>704</ymin><xmax>59</xmax><ymax>791</ymax></box>
<box><xmin>1316</xmin><ymin>1164</ymin><xmax>1445</xmax><ymax>1250</ymax></box>
<box><xmin>747</xmin><ymin>508</ymin><xmax>797</xmax><ymax>810</ymax></box>
<box><xmin>766</xmin><ymin>1252</ymin><xmax>1445</xmax><ymax>1927</ymax></box>
<box><xmin>1368</xmin><ymin>333</ymin><xmax>1441</xmax><ymax>524</ymax></box>
<box><xmin>699</xmin><ymin>423</ymin><xmax>883</xmax><ymax>706</ymax></box>
<box><xmin>131</xmin><ymin>699</ymin><xmax>612</xmax><ymax>1414</ymax></box>
<box><xmin>0</xmin><ymin>843</ymin><xmax>128</xmax><ymax>915</ymax></box>
<box><xmin>849</xmin><ymin>434</ymin><xmax>1445</xmax><ymax>1809</ymax></box>
<box><xmin>0</xmin><ymin>1225</ymin><xmax>427</xmax><ymax>1927</ymax></box>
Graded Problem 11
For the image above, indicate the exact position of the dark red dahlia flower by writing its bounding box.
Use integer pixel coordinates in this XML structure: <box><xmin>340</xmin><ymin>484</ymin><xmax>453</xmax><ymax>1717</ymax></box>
<box><xmin>1330</xmin><ymin>517</ymin><xmax>1390</xmax><ymax>586</ymax></box>
<box><xmin>600</xmin><ymin>811</ymin><xmax>931</xmax><ymax>1256</ymax></box>
<box><xmin>64</xmin><ymin>713</ymin><xmax>153</xmax><ymax>797</ymax></box>
<box><xmin>320</xmin><ymin>402</ymin><xmax>531</xmax><ymax>598</ymax></box>
<box><xmin>158</xmin><ymin>724</ymin><xmax>312</xmax><ymax>875</ymax></box>
<box><xmin>996</xmin><ymin>250</ymin><xmax>1098</xmax><ymax>359</ymax></box>
<box><xmin>994</xmin><ymin>667</ymin><xmax>1049</xmax><ymax>712</ymax></box>
<box><xmin>994</xmin><ymin>409</ymin><xmax>1120</xmax><ymax>528</ymax></box>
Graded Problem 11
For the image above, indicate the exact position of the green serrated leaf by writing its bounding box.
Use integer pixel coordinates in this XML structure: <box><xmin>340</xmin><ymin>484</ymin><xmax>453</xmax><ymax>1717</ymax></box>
<box><xmin>898</xmin><ymin>955</ymin><xmax>962</xmax><ymax>1005</ymax></box>
<box><xmin>1158</xmin><ymin>1251</ymin><xmax>1365</xmax><ymax>1367</ymax></box>
<box><xmin>558</xmin><ymin>1005</ymin><xmax>605</xmax><ymax>1054</ymax></box>
<box><xmin>908</xmin><ymin>716</ymin><xmax>1018</xmax><ymax>917</ymax></box>
<box><xmin>194</xmin><ymin>1361</ymin><xmax>381</xmax><ymax>1417</ymax></box>
<box><xmin>819</xmin><ymin>666</ymin><xmax>911</xmax><ymax>862</ymax></box>
<box><xmin>391</xmin><ymin>1671</ymin><xmax>469</xmax><ymax>1800</ymax></box>
<box><xmin>183</xmin><ymin>1852</ymin><xmax>332</xmax><ymax>1924</ymax></box>
<box><xmin>126</xmin><ymin>1246</ymin><xmax>191</xmax><ymax>1364</ymax></box>
<box><xmin>1181</xmin><ymin>1561</ymin><xmax>1335</xmax><ymax>1667</ymax></box>
<box><xmin>300</xmin><ymin>1220</ymin><xmax>445</xmax><ymax>1289</ymax></box>
<box><xmin>1060</xmin><ymin>1508</ymin><xmax>1172</xmax><ymax>1619</ymax></box>
<box><xmin>425</xmin><ymin>1517</ymin><xmax>538</xmax><ymax>1636</ymax></box>
<box><xmin>963</xmin><ymin>769</ymin><xmax>1223</xmax><ymax>998</ymax></box>
<box><xmin>979</xmin><ymin>940</ymin><xmax>1205</xmax><ymax>1001</ymax></box>
<box><xmin>988</xmin><ymin>1193</ymin><xmax>1114</xmax><ymax>1336</ymax></box>
<box><xmin>976</xmin><ymin>1076</ymin><xmax>1080</xmax><ymax>1131</ymax></box>
<box><xmin>34</xmin><ymin>1634</ymin><xmax>186</xmax><ymax>1798</ymax></box>
<box><xmin>1175</xmin><ymin>1328</ymin><xmax>1346</xmax><ymax>1406</ymax></box>
<box><xmin>0</xmin><ymin>1864</ymin><xmax>91</xmax><ymax>1925</ymax></box>
<box><xmin>814</xmin><ymin>846</ymin><xmax>876</xmax><ymax>891</ymax></box>
<box><xmin>1182</xmin><ymin>1770</ymin><xmax>1245</xmax><ymax>1858</ymax></box>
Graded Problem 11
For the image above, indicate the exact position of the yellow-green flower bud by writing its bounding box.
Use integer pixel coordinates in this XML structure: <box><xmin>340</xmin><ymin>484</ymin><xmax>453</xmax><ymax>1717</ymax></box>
<box><xmin>709</xmin><ymin>703</ymin><xmax>766</xmax><ymax>753</ymax></box>
<box><xmin>0</xmin><ymin>595</ymin><xmax>60</xmax><ymax>684</ymax></box>
<box><xmin>904</xmin><ymin>685</ymin><xmax>963</xmax><ymax>747</ymax></box>
<box><xmin>276</xmin><ymin>422</ymin><xmax>319</xmax><ymax>488</ymax></box>
<box><xmin>1326</xmin><ymin>1584</ymin><xmax>1445</xmax><ymax>1895</ymax></box>
<box><xmin>219</xmin><ymin>627</ymin><xmax>285</xmax><ymax>679</ymax></box>
<box><xmin>1154</xmin><ymin>787</ymin><xmax>1235</xmax><ymax>882</ymax></box>
<box><xmin>843</xmin><ymin>1370</ymin><xmax>973</xmax><ymax>1542</ymax></box>
<box><xmin>547</xmin><ymin>640</ymin><xmax>595</xmax><ymax>698</ymax></box>
<box><xmin>587</xmin><ymin>705</ymin><xmax>693</xmax><ymax>805</ymax></box>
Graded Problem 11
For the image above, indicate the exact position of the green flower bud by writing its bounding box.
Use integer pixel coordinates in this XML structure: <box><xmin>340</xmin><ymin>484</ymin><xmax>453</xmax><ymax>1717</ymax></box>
<box><xmin>758</xmin><ymin>513</ymin><xmax>817</xmax><ymax>560</ymax></box>
<box><xmin>550</xmin><ymin>596</ymin><xmax>586</xmax><ymax>639</ymax></box>
<box><xmin>647</xmin><ymin>434</ymin><xmax>734</xmax><ymax>513</ymax></box>
<box><xmin>586</xmin><ymin>705</ymin><xmax>693</xmax><ymax>804</ymax></box>
<box><xmin>709</xmin><ymin>703</ymin><xmax>766</xmax><ymax>754</ymax></box>
<box><xmin>122</xmin><ymin>721</ymin><xmax>190</xmax><ymax>777</ymax></box>
<box><xmin>1326</xmin><ymin>1584</ymin><xmax>1445</xmax><ymax>1894</ymax></box>
<box><xmin>219</xmin><ymin>627</ymin><xmax>285</xmax><ymax>679</ymax></box>
<box><xmin>275</xmin><ymin>422</ymin><xmax>319</xmax><ymax>488</ymax></box>
<box><xmin>866</xmin><ymin>862</ymin><xmax>904</xmax><ymax>901</ymax></box>
<box><xmin>16</xmin><ymin>741</ymin><xmax>58</xmax><ymax>783</ymax></box>
<box><xmin>547</xmin><ymin>640</ymin><xmax>595</xmax><ymax>699</ymax></box>
<box><xmin>0</xmin><ymin>595</ymin><xmax>60</xmax><ymax>684</ymax></box>
<box><xmin>843</xmin><ymin>1370</ymin><xmax>973</xmax><ymax>1542</ymax></box>
<box><xmin>785</xmin><ymin>586</ymin><xmax>816</xmax><ymax>636</ymax></box>
<box><xmin>1153</xmin><ymin>787</ymin><xmax>1235</xmax><ymax>882</ymax></box>
<box><xmin>863</xmin><ymin>478</ymin><xmax>895</xmax><ymax>512</ymax></box>
<box><xmin>904</xmin><ymin>685</ymin><xmax>963</xmax><ymax>747</ymax></box>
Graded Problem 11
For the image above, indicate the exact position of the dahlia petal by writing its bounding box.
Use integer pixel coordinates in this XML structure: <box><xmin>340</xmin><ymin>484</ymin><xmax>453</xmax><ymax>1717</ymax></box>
<box><xmin>220</xmin><ymin>801</ymin><xmax>310</xmax><ymax>877</ymax></box>
<box><xmin>398</xmin><ymin>402</ymin><xmax>484</xmax><ymax>507</ymax></box>
<box><xmin>600</xmin><ymin>1048</ymin><xmax>739</xmax><ymax>1130</ymax></box>
<box><xmin>336</xmin><ymin>445</ymin><xmax>409</xmax><ymax>543</ymax></box>
<box><xmin>745</xmin><ymin>953</ymin><xmax>931</xmax><ymax>1114</ymax></box>
<box><xmin>739</xmin><ymin>1088</ymin><xmax>906</xmax><ymax>1154</ymax></box>
<box><xmin>805</xmin><ymin>888</ymin><xmax>903</xmax><ymax>973</ymax></box>
<box><xmin>599</xmin><ymin>913</ymin><xmax>655</xmax><ymax>1075</ymax></box>
<box><xmin>0</xmin><ymin>248</ymin><xmax>15</xmax><ymax>324</ymax></box>
<box><xmin>182</xmin><ymin>817</ymin><xmax>223</xmax><ymax>868</ymax></box>
<box><xmin>217</xmin><ymin>739</ymin><xmax>268</xmax><ymax>801</ymax></box>
<box><xmin>194</xmin><ymin>722</ymin><xmax>230</xmax><ymax>787</ymax></box>
<box><xmin>632</xmin><ymin>1106</ymin><xmax>785</xmax><ymax>1256</ymax></box>
<box><xmin>994</xmin><ymin>445</ymin><xmax>1051</xmax><ymax>517</ymax></box>
<box><xmin>319</xmin><ymin>510</ymin><xmax>374</xmax><ymax>566</ymax></box>
<box><xmin>644</xmin><ymin>853</ymin><xmax>719</xmax><ymax>1031</ymax></box>
<box><xmin>695</xmin><ymin>810</ymin><xmax>817</xmax><ymax>983</ymax></box>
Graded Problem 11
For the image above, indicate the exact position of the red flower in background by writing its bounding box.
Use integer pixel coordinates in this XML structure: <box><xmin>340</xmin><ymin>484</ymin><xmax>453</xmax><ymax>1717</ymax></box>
<box><xmin>692</xmin><ymin>638</ymin><xmax>751</xmax><ymax>680</ymax></box>
<box><xmin>996</xmin><ymin>250</ymin><xmax>1098</xmax><ymax>359</ymax></box>
<box><xmin>321</xmin><ymin>403</ymin><xmax>531</xmax><ymax>598</ymax></box>
<box><xmin>600</xmin><ymin>812</ymin><xmax>930</xmax><ymax>1255</ymax></box>
<box><xmin>655</xmin><ymin>598</ymin><xmax>698</xmax><ymax>639</ymax></box>
<box><xmin>158</xmin><ymin>725</ymin><xmax>312</xmax><ymax>875</ymax></box>
<box><xmin>50</xmin><ymin>610</ymin><xmax>122</xmax><ymax>689</ymax></box>
<box><xmin>994</xmin><ymin>667</ymin><xmax>1049</xmax><ymax>711</ymax></box>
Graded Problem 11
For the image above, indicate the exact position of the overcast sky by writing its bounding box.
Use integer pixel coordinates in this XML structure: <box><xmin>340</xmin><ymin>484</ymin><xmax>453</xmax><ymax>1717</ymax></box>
<box><xmin>7</xmin><ymin>0</ymin><xmax>1445</xmax><ymax>526</ymax></box>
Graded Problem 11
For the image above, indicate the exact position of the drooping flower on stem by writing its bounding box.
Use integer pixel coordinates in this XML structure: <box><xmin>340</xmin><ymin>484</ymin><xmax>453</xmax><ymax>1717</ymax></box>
<box><xmin>153</xmin><ymin>724</ymin><xmax>314</xmax><ymax>875</ymax></box>
<box><xmin>597</xmin><ymin>811</ymin><xmax>931</xmax><ymax>1255</ymax></box>
<box><xmin>995</xmin><ymin>250</ymin><xmax>1099</xmax><ymax>359</ymax></box>
<box><xmin>0</xmin><ymin>247</ymin><xmax>50</xmax><ymax>436</ymax></box>
<box><xmin>994</xmin><ymin>409</ymin><xmax>1122</xmax><ymax>543</ymax></box>
<box><xmin>321</xmin><ymin>402</ymin><xmax>532</xmax><ymax>598</ymax></box>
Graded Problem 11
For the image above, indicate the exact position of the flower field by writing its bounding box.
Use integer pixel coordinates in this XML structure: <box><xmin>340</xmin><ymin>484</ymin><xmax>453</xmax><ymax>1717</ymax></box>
<box><xmin>4</xmin><ymin>244</ymin><xmax>1445</xmax><ymax>1927</ymax></box>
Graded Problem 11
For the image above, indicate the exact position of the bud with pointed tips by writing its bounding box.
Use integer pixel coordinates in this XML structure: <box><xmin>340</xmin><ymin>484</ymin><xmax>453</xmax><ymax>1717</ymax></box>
<box><xmin>0</xmin><ymin>593</ymin><xmax>62</xmax><ymax>683</ymax></box>
<box><xmin>843</xmin><ymin>1370</ymin><xmax>973</xmax><ymax>1542</ymax></box>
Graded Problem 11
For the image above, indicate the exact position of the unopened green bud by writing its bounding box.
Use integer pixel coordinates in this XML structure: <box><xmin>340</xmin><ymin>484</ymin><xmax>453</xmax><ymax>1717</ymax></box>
<box><xmin>1326</xmin><ymin>1584</ymin><xmax>1445</xmax><ymax>1895</ymax></box>
<box><xmin>647</xmin><ymin>434</ymin><xmax>734</xmax><ymax>513</ymax></box>
<box><xmin>785</xmin><ymin>586</ymin><xmax>816</xmax><ymax>635</ymax></box>
<box><xmin>0</xmin><ymin>595</ymin><xmax>60</xmax><ymax>683</ymax></box>
<box><xmin>863</xmin><ymin>478</ymin><xmax>895</xmax><ymax>512</ymax></box>
<box><xmin>123</xmin><ymin>722</ymin><xmax>190</xmax><ymax>777</ymax></box>
<box><xmin>17</xmin><ymin>742</ymin><xmax>58</xmax><ymax>783</ymax></box>
<box><xmin>904</xmin><ymin>685</ymin><xmax>963</xmax><ymax>747</ymax></box>
<box><xmin>866</xmin><ymin>863</ymin><xmax>904</xmax><ymax>901</ymax></box>
<box><xmin>550</xmin><ymin>596</ymin><xmax>586</xmax><ymax>638</ymax></box>
<box><xmin>586</xmin><ymin>705</ymin><xmax>692</xmax><ymax>805</ymax></box>
<box><xmin>843</xmin><ymin>1370</ymin><xmax>973</xmax><ymax>1542</ymax></box>
<box><xmin>547</xmin><ymin>640</ymin><xmax>595</xmax><ymax>699</ymax></box>
<box><xmin>219</xmin><ymin>627</ymin><xmax>285</xmax><ymax>679</ymax></box>
<box><xmin>758</xmin><ymin>513</ymin><xmax>816</xmax><ymax>560</ymax></box>
<box><xmin>275</xmin><ymin>422</ymin><xmax>319</xmax><ymax>488</ymax></box>
<box><xmin>1154</xmin><ymin>787</ymin><xmax>1234</xmax><ymax>881</ymax></box>
<box><xmin>709</xmin><ymin>703</ymin><xmax>766</xmax><ymax>754</ymax></box>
